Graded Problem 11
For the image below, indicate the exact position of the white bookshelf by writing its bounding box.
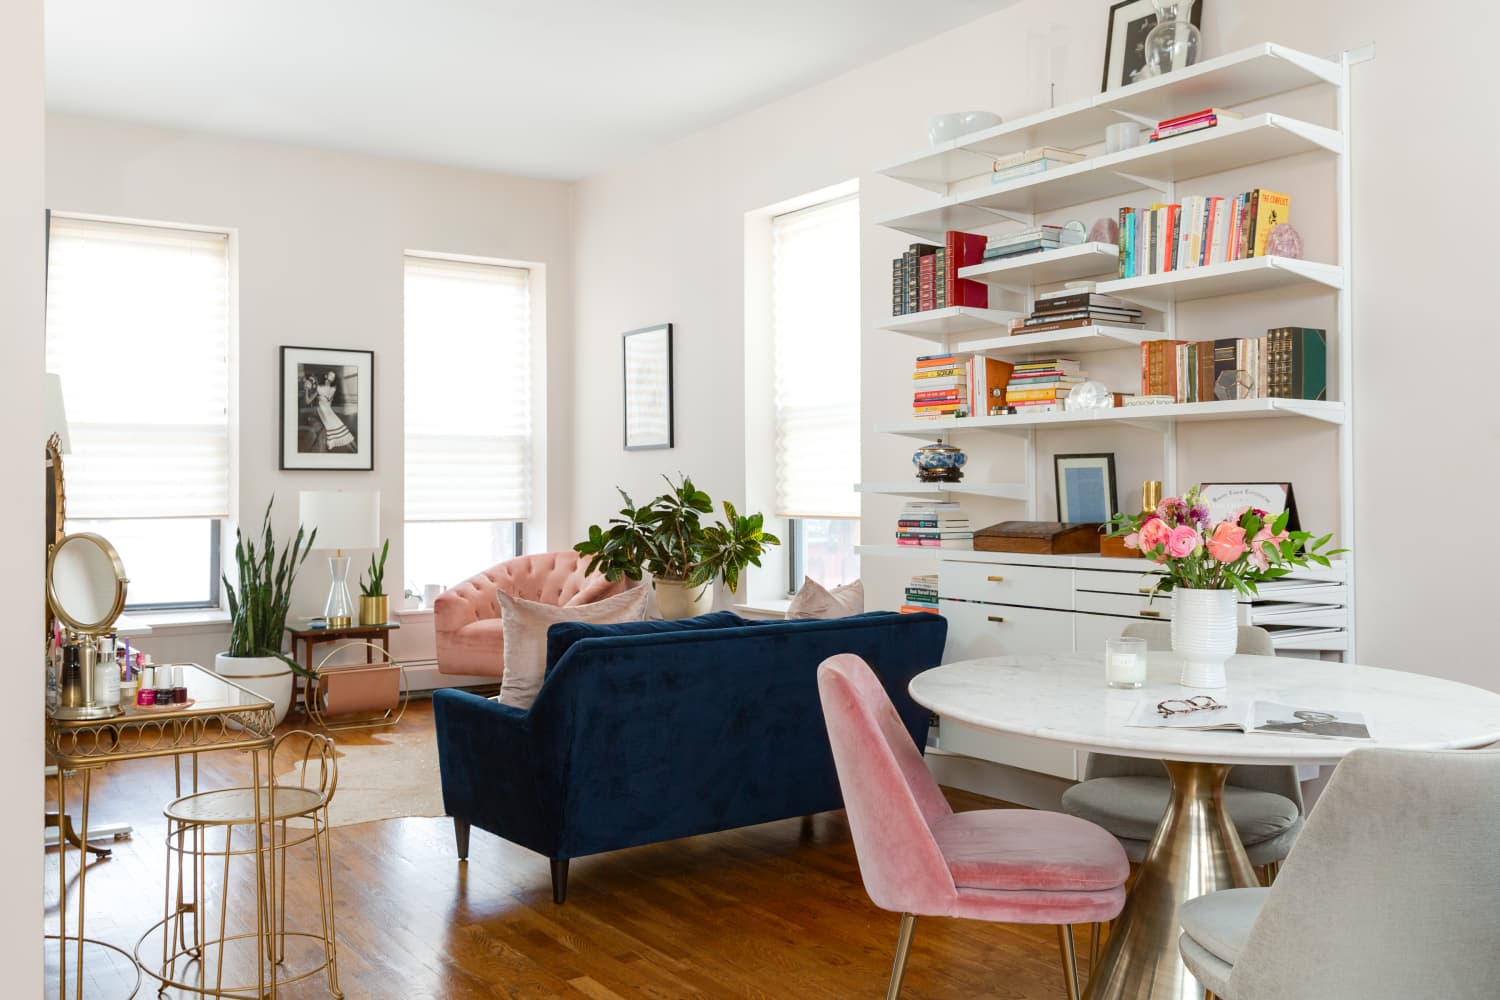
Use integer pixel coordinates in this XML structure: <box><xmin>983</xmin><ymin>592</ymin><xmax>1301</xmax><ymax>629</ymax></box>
<box><xmin>1094</xmin><ymin>255</ymin><xmax>1343</xmax><ymax>304</ymax></box>
<box><xmin>876</xmin><ymin>306</ymin><xmax>1019</xmax><ymax>341</ymax></box>
<box><xmin>956</xmin><ymin>242</ymin><xmax>1119</xmax><ymax>289</ymax></box>
<box><xmin>856</xmin><ymin>482</ymin><xmax>1029</xmax><ymax>500</ymax></box>
<box><xmin>875</xmin><ymin>398</ymin><xmax>1345</xmax><ymax>438</ymax></box>
<box><xmin>949</xmin><ymin>325</ymin><xmax>1164</xmax><ymax>357</ymax></box>
<box><xmin>855</xmin><ymin>544</ymin><xmax>938</xmax><ymax>559</ymax></box>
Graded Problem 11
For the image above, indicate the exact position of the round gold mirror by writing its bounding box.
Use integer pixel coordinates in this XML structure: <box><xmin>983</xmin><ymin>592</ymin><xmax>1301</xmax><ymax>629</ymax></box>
<box><xmin>47</xmin><ymin>533</ymin><xmax>128</xmax><ymax>634</ymax></box>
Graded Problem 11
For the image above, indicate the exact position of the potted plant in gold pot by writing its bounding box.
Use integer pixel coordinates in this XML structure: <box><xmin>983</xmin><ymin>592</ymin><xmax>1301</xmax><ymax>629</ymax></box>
<box><xmin>359</xmin><ymin>538</ymin><xmax>390</xmax><ymax>626</ymax></box>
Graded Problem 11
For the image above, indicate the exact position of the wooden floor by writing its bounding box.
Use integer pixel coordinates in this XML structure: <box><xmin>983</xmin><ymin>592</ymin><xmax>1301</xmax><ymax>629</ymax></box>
<box><xmin>46</xmin><ymin>700</ymin><xmax>1097</xmax><ymax>999</ymax></box>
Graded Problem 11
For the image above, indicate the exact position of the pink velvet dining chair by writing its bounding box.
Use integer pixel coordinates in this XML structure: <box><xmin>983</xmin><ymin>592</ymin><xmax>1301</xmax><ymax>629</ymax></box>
<box><xmin>817</xmin><ymin>654</ymin><xmax>1129</xmax><ymax>1000</ymax></box>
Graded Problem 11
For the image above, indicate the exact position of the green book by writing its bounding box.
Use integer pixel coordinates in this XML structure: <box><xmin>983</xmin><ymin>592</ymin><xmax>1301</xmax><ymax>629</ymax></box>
<box><xmin>1266</xmin><ymin>327</ymin><xmax>1327</xmax><ymax>401</ymax></box>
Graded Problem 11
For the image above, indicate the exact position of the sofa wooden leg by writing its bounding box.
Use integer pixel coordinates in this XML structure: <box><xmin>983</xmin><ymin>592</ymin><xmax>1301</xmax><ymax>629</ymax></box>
<box><xmin>453</xmin><ymin>818</ymin><xmax>470</xmax><ymax>861</ymax></box>
<box><xmin>551</xmin><ymin>858</ymin><xmax>569</xmax><ymax>904</ymax></box>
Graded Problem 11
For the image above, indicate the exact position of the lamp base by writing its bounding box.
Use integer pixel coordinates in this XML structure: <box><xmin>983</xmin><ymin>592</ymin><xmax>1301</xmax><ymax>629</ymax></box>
<box><xmin>324</xmin><ymin>555</ymin><xmax>355</xmax><ymax>630</ymax></box>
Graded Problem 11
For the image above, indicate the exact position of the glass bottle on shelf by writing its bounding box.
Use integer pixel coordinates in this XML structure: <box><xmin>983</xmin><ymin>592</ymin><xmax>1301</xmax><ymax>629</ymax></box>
<box><xmin>1144</xmin><ymin>0</ymin><xmax>1201</xmax><ymax>78</ymax></box>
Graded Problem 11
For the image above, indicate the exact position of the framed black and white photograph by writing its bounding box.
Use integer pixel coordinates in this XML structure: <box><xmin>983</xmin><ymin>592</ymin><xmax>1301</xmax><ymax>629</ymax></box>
<box><xmin>1102</xmin><ymin>0</ymin><xmax>1204</xmax><ymax>91</ymax></box>
<box><xmin>622</xmin><ymin>323</ymin><xmax>673</xmax><ymax>451</ymax></box>
<box><xmin>1054</xmin><ymin>453</ymin><xmax>1118</xmax><ymax>524</ymax></box>
<box><xmin>280</xmin><ymin>346</ymin><xmax>374</xmax><ymax>471</ymax></box>
<box><xmin>1198</xmin><ymin>482</ymin><xmax>1301</xmax><ymax>531</ymax></box>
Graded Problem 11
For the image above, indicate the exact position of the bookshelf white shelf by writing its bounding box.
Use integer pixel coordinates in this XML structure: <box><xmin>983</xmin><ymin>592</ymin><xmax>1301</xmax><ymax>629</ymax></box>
<box><xmin>950</xmin><ymin>324</ymin><xmax>1164</xmax><ymax>357</ymax></box>
<box><xmin>856</xmin><ymin>482</ymin><xmax>1029</xmax><ymax>500</ymax></box>
<box><xmin>875</xmin><ymin>398</ymin><xmax>1345</xmax><ymax>438</ymax></box>
<box><xmin>1094</xmin><ymin>256</ymin><xmax>1343</xmax><ymax>305</ymax></box>
<box><xmin>879</xmin><ymin>114</ymin><xmax>1339</xmax><ymax>238</ymax></box>
<box><xmin>876</xmin><ymin>306</ymin><xmax>1019</xmax><ymax>341</ymax></box>
<box><xmin>877</xmin><ymin>44</ymin><xmax>1342</xmax><ymax>190</ymax></box>
<box><xmin>956</xmin><ymin>242</ymin><xmax>1119</xmax><ymax>289</ymax></box>
<box><xmin>855</xmin><ymin>544</ymin><xmax>939</xmax><ymax>559</ymax></box>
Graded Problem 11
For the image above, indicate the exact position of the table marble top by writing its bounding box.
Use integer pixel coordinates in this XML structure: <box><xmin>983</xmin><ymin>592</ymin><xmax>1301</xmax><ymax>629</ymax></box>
<box><xmin>910</xmin><ymin>652</ymin><xmax>1500</xmax><ymax>766</ymax></box>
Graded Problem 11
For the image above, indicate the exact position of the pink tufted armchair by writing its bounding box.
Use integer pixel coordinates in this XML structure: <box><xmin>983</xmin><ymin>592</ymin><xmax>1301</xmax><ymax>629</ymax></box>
<box><xmin>433</xmin><ymin>552</ymin><xmax>630</xmax><ymax>677</ymax></box>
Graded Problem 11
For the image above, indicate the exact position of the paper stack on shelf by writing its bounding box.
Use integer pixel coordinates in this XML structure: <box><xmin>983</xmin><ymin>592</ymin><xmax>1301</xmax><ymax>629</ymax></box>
<box><xmin>1004</xmin><ymin>358</ymin><xmax>1087</xmax><ymax>414</ymax></box>
<box><xmin>900</xmin><ymin>574</ymin><xmax>940</xmax><ymax>615</ymax></box>
<box><xmin>983</xmin><ymin>223</ymin><xmax>1086</xmax><ymax>261</ymax></box>
<box><xmin>1015</xmin><ymin>289</ymin><xmax>1145</xmax><ymax>335</ymax></box>
<box><xmin>896</xmin><ymin>502</ymin><xmax>972</xmax><ymax>549</ymax></box>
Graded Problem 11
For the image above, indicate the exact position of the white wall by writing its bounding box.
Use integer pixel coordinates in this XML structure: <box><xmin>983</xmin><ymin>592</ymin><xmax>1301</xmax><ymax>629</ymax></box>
<box><xmin>46</xmin><ymin>114</ymin><xmax>578</xmax><ymax>665</ymax></box>
<box><xmin>570</xmin><ymin>0</ymin><xmax>1500</xmax><ymax>689</ymax></box>
<box><xmin>2</xmin><ymin>0</ymin><xmax>46</xmax><ymax>990</ymax></box>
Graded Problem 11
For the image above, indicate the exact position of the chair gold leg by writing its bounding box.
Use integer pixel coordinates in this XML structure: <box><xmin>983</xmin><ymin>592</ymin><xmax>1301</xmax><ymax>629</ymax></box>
<box><xmin>1057</xmin><ymin>925</ymin><xmax>1081</xmax><ymax>1000</ymax></box>
<box><xmin>1090</xmin><ymin>921</ymin><xmax>1103</xmax><ymax>970</ymax></box>
<box><xmin>885</xmin><ymin>913</ymin><xmax>917</xmax><ymax>1000</ymax></box>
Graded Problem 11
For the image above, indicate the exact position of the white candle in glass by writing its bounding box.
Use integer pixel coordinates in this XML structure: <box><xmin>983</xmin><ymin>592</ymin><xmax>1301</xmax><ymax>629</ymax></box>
<box><xmin>1105</xmin><ymin>636</ymin><xmax>1148</xmax><ymax>689</ymax></box>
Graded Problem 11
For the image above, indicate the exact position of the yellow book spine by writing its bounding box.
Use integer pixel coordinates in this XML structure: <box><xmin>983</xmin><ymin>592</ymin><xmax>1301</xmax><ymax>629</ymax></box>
<box><xmin>1252</xmin><ymin>190</ymin><xmax>1291</xmax><ymax>257</ymax></box>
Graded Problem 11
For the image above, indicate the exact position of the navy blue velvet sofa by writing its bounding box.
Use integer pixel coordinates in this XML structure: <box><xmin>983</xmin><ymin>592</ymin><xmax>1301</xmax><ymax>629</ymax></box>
<box><xmin>432</xmin><ymin>610</ymin><xmax>948</xmax><ymax>902</ymax></box>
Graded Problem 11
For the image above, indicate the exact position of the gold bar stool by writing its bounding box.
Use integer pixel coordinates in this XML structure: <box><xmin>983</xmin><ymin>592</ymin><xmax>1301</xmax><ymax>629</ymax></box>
<box><xmin>137</xmin><ymin>731</ymin><xmax>343</xmax><ymax>998</ymax></box>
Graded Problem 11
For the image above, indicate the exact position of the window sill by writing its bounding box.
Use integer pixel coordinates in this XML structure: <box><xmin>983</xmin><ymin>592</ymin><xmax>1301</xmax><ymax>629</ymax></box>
<box><xmin>119</xmin><ymin>608</ymin><xmax>231</xmax><ymax>633</ymax></box>
<box><xmin>733</xmin><ymin>599</ymin><xmax>791</xmax><ymax>620</ymax></box>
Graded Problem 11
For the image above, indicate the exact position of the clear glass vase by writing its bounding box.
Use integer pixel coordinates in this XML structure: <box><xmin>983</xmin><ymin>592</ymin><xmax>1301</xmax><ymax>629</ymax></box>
<box><xmin>1144</xmin><ymin>0</ymin><xmax>1201</xmax><ymax>78</ymax></box>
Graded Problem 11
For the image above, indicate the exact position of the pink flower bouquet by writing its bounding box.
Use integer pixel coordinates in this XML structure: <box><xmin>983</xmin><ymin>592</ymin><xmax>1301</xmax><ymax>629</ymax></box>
<box><xmin>1108</xmin><ymin>485</ymin><xmax>1343</xmax><ymax>595</ymax></box>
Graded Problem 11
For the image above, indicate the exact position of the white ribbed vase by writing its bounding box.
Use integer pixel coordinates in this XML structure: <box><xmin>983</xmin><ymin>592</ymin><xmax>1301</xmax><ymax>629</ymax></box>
<box><xmin>1170</xmin><ymin>588</ymin><xmax>1237</xmax><ymax>688</ymax></box>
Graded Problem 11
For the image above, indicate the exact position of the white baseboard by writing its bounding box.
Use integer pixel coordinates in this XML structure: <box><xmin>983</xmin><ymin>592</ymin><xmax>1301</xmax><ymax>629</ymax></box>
<box><xmin>401</xmin><ymin>659</ymin><xmax>494</xmax><ymax>693</ymax></box>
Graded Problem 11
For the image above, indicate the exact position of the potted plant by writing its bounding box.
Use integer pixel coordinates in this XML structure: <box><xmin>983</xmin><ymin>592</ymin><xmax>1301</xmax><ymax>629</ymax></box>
<box><xmin>1108</xmin><ymin>484</ymin><xmax>1342</xmax><ymax>688</ymax></box>
<box><xmin>216</xmin><ymin>498</ymin><xmax>316</xmax><ymax>724</ymax></box>
<box><xmin>575</xmin><ymin>475</ymin><xmax>780</xmax><ymax>619</ymax></box>
<box><xmin>359</xmin><ymin>538</ymin><xmax>390</xmax><ymax>625</ymax></box>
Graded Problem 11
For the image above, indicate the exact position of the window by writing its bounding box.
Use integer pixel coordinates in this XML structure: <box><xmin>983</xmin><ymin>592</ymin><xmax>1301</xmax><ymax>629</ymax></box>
<box><xmin>45</xmin><ymin>216</ymin><xmax>231</xmax><ymax>609</ymax></box>
<box><xmin>403</xmin><ymin>255</ymin><xmax>532</xmax><ymax>593</ymax></box>
<box><xmin>771</xmin><ymin>196</ymin><xmax>861</xmax><ymax>591</ymax></box>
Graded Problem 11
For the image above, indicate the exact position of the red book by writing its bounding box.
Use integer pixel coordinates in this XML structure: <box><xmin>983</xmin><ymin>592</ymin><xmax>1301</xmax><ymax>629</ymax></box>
<box><xmin>918</xmin><ymin>254</ymin><xmax>936</xmax><ymax>311</ymax></box>
<box><xmin>943</xmin><ymin>230</ymin><xmax>989</xmax><ymax>308</ymax></box>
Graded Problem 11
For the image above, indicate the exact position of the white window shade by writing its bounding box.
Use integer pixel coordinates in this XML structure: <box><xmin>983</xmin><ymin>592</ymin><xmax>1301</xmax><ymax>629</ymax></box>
<box><xmin>771</xmin><ymin>196</ymin><xmax>861</xmax><ymax>519</ymax></box>
<box><xmin>45</xmin><ymin>217</ymin><xmax>231</xmax><ymax>520</ymax></box>
<box><xmin>404</xmin><ymin>256</ymin><xmax>532</xmax><ymax>522</ymax></box>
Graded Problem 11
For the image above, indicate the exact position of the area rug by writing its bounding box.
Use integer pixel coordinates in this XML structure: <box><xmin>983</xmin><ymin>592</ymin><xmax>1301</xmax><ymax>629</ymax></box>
<box><xmin>278</xmin><ymin>723</ymin><xmax>446</xmax><ymax>828</ymax></box>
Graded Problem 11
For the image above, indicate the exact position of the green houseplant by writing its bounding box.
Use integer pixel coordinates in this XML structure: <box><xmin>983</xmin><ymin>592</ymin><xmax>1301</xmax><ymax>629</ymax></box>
<box><xmin>575</xmin><ymin>475</ymin><xmax>780</xmax><ymax>618</ymax></box>
<box><xmin>216</xmin><ymin>498</ymin><xmax>316</xmax><ymax>723</ymax></box>
<box><xmin>359</xmin><ymin>538</ymin><xmax>390</xmax><ymax>626</ymax></box>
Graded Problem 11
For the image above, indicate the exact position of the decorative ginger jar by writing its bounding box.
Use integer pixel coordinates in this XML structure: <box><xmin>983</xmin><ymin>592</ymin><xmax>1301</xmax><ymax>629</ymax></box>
<box><xmin>913</xmin><ymin>442</ymin><xmax>966</xmax><ymax>483</ymax></box>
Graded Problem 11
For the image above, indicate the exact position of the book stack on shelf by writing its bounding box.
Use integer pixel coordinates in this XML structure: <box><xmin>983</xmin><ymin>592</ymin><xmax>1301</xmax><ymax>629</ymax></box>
<box><xmin>1013</xmin><ymin>286</ymin><xmax>1145</xmax><ymax>335</ymax></box>
<box><xmin>1148</xmin><ymin>107</ymin><xmax>1242</xmax><ymax>143</ymax></box>
<box><xmin>983</xmin><ymin>223</ymin><xmax>1085</xmax><ymax>262</ymax></box>
<box><xmin>896</xmin><ymin>502</ymin><xmax>972</xmax><ymax>549</ymax></box>
<box><xmin>1117</xmin><ymin>188</ymin><xmax>1289</xmax><ymax>278</ymax></box>
<box><xmin>987</xmin><ymin>146</ymin><xmax>1085</xmax><ymax>184</ymax></box>
<box><xmin>1138</xmin><ymin>328</ymin><xmax>1326</xmax><ymax>403</ymax></box>
<box><xmin>900</xmin><ymin>574</ymin><xmax>940</xmax><ymax>615</ymax></box>
<box><xmin>913</xmin><ymin>353</ymin><xmax>1015</xmax><ymax>420</ymax></box>
<box><xmin>1005</xmin><ymin>358</ymin><xmax>1087</xmax><ymax>414</ymax></box>
<box><xmin>890</xmin><ymin>231</ymin><xmax>988</xmax><ymax>315</ymax></box>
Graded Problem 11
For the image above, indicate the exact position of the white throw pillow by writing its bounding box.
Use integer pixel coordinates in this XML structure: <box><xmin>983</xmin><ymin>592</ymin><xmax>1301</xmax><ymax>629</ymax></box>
<box><xmin>495</xmin><ymin>584</ymin><xmax>651</xmax><ymax>709</ymax></box>
<box><xmin>786</xmin><ymin>577</ymin><xmax>864</xmax><ymax>620</ymax></box>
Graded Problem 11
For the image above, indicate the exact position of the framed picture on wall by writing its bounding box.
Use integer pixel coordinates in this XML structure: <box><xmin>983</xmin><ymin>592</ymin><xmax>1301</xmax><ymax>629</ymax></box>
<box><xmin>279</xmin><ymin>346</ymin><xmax>374</xmax><ymax>471</ymax></box>
<box><xmin>1102</xmin><ymin>0</ymin><xmax>1204</xmax><ymax>91</ymax></box>
<box><xmin>1054</xmin><ymin>453</ymin><xmax>1119</xmax><ymax>524</ymax></box>
<box><xmin>622</xmin><ymin>323</ymin><xmax>674</xmax><ymax>450</ymax></box>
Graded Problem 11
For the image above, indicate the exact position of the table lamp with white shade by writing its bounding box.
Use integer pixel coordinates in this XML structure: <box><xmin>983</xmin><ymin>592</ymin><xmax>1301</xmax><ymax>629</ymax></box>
<box><xmin>298</xmin><ymin>490</ymin><xmax>380</xmax><ymax>628</ymax></box>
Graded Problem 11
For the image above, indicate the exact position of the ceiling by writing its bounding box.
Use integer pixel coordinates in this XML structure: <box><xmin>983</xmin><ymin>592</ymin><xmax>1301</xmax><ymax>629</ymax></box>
<box><xmin>46</xmin><ymin>0</ymin><xmax>1014</xmax><ymax>181</ymax></box>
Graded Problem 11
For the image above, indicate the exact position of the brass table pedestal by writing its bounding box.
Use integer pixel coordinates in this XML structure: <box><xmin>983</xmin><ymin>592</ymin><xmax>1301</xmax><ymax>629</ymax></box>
<box><xmin>1084</xmin><ymin>760</ymin><xmax>1259</xmax><ymax>1000</ymax></box>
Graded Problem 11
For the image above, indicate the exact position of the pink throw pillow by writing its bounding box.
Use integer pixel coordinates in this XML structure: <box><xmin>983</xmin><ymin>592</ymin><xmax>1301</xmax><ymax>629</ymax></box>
<box><xmin>786</xmin><ymin>577</ymin><xmax>864</xmax><ymax>620</ymax></box>
<box><xmin>495</xmin><ymin>584</ymin><xmax>651</xmax><ymax>709</ymax></box>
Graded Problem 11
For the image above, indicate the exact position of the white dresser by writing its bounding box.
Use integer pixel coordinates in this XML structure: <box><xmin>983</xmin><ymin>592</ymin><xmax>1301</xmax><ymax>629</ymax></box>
<box><xmin>935</xmin><ymin>549</ymin><xmax>1348</xmax><ymax>779</ymax></box>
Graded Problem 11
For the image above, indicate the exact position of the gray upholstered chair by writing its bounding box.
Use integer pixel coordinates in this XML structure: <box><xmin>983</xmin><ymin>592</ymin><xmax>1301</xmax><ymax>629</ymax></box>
<box><xmin>1179</xmin><ymin>747</ymin><xmax>1500</xmax><ymax>1000</ymax></box>
<box><xmin>1061</xmin><ymin>623</ymin><xmax>1303</xmax><ymax>875</ymax></box>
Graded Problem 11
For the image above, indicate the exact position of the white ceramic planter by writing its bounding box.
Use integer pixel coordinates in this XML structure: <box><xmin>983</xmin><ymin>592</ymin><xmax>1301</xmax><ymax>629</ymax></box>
<box><xmin>1170</xmin><ymin>588</ymin><xmax>1237</xmax><ymax>688</ymax></box>
<box><xmin>214</xmin><ymin>653</ymin><xmax>293</xmax><ymax>725</ymax></box>
<box><xmin>652</xmin><ymin>579</ymin><xmax>713</xmax><ymax>620</ymax></box>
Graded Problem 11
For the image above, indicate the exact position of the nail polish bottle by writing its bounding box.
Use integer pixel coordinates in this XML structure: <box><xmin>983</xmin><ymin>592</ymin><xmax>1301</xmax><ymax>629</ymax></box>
<box><xmin>172</xmin><ymin>665</ymin><xmax>188</xmax><ymax>704</ymax></box>
<box><xmin>137</xmin><ymin>667</ymin><xmax>157</xmax><ymax>707</ymax></box>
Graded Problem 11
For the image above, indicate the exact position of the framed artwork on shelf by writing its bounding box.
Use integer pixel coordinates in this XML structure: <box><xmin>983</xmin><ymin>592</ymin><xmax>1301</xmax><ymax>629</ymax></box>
<box><xmin>1197</xmin><ymin>482</ymin><xmax>1300</xmax><ymax>531</ymax></box>
<box><xmin>1102</xmin><ymin>0</ymin><xmax>1204</xmax><ymax>92</ymax></box>
<box><xmin>622</xmin><ymin>323</ymin><xmax>674</xmax><ymax>451</ymax></box>
<box><xmin>1054</xmin><ymin>453</ymin><xmax>1118</xmax><ymax>524</ymax></box>
<box><xmin>279</xmin><ymin>346</ymin><xmax>374</xmax><ymax>471</ymax></box>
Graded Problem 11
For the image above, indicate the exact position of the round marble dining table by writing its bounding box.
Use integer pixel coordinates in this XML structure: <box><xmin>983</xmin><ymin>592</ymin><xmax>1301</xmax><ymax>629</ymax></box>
<box><xmin>909</xmin><ymin>651</ymin><xmax>1500</xmax><ymax>1000</ymax></box>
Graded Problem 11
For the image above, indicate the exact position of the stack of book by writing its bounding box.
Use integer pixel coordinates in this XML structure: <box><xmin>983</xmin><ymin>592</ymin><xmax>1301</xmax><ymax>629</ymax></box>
<box><xmin>912</xmin><ymin>353</ymin><xmax>967</xmax><ymax>418</ymax></box>
<box><xmin>987</xmin><ymin>146</ymin><xmax>1086</xmax><ymax>184</ymax></box>
<box><xmin>1116</xmin><ymin>189</ymin><xmax>1290</xmax><ymax>278</ymax></box>
<box><xmin>1138</xmin><ymin>329</ymin><xmax>1326</xmax><ymax>403</ymax></box>
<box><xmin>900</xmin><ymin>574</ymin><xmax>940</xmax><ymax>615</ymax></box>
<box><xmin>890</xmin><ymin>231</ymin><xmax>988</xmax><ymax>315</ymax></box>
<box><xmin>1014</xmin><ymin>288</ymin><xmax>1145</xmax><ymax>335</ymax></box>
<box><xmin>1148</xmin><ymin>107</ymin><xmax>1242</xmax><ymax>142</ymax></box>
<box><xmin>1005</xmin><ymin>358</ymin><xmax>1086</xmax><ymax>414</ymax></box>
<box><xmin>896</xmin><ymin>503</ymin><xmax>972</xmax><ymax>549</ymax></box>
<box><xmin>983</xmin><ymin>223</ymin><xmax>1086</xmax><ymax>261</ymax></box>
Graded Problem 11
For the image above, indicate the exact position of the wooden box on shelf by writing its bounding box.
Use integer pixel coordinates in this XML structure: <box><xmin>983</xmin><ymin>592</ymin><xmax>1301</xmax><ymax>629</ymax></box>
<box><xmin>1100</xmin><ymin>534</ymin><xmax>1137</xmax><ymax>558</ymax></box>
<box><xmin>973</xmin><ymin>521</ymin><xmax>1102</xmax><ymax>555</ymax></box>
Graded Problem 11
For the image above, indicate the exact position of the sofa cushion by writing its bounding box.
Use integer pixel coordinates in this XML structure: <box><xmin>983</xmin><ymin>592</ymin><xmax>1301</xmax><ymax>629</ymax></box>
<box><xmin>496</xmin><ymin>585</ymin><xmax>652</xmax><ymax>709</ymax></box>
<box><xmin>787</xmin><ymin>577</ymin><xmax>864</xmax><ymax>619</ymax></box>
<box><xmin>545</xmin><ymin>610</ymin><xmax>745</xmax><ymax>675</ymax></box>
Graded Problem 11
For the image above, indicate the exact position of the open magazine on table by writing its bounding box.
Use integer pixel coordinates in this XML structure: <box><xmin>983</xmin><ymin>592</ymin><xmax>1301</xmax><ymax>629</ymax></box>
<box><xmin>1127</xmin><ymin>699</ymin><xmax>1372</xmax><ymax>740</ymax></box>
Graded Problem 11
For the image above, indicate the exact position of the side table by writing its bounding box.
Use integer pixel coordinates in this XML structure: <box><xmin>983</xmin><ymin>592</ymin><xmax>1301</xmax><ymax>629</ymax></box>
<box><xmin>287</xmin><ymin>621</ymin><xmax>407</xmax><ymax>731</ymax></box>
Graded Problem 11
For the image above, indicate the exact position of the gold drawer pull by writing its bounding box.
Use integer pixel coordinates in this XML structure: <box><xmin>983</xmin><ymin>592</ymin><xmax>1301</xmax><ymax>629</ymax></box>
<box><xmin>1139</xmin><ymin>610</ymin><xmax>1161</xmax><ymax>618</ymax></box>
<box><xmin>1138</xmin><ymin>585</ymin><xmax>1158</xmax><ymax>594</ymax></box>
<box><xmin>986</xmin><ymin>615</ymin><xmax>1006</xmax><ymax>624</ymax></box>
<box><xmin>986</xmin><ymin>575</ymin><xmax>1005</xmax><ymax>583</ymax></box>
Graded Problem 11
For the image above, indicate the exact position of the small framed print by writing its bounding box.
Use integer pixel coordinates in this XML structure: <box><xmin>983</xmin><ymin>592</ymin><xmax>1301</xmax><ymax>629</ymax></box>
<box><xmin>1055</xmin><ymin>453</ymin><xmax>1119</xmax><ymax>524</ymax></box>
<box><xmin>280</xmin><ymin>346</ymin><xmax>374</xmax><ymax>471</ymax></box>
<box><xmin>1197</xmin><ymin>482</ymin><xmax>1301</xmax><ymax>531</ymax></box>
<box><xmin>1102</xmin><ymin>0</ymin><xmax>1205</xmax><ymax>92</ymax></box>
<box><xmin>622</xmin><ymin>323</ymin><xmax>673</xmax><ymax>451</ymax></box>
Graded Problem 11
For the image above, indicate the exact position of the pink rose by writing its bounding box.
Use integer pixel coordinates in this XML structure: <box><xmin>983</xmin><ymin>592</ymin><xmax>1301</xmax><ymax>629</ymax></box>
<box><xmin>1166</xmin><ymin>525</ymin><xmax>1201</xmax><ymax>559</ymax></box>
<box><xmin>1122</xmin><ymin>532</ymin><xmax>1141</xmax><ymax>550</ymax></box>
<box><xmin>1138</xmin><ymin>517</ymin><xmax>1171</xmax><ymax>554</ymax></box>
<box><xmin>1251</xmin><ymin>527</ymin><xmax>1288</xmax><ymax>566</ymax></box>
<box><xmin>1206</xmin><ymin>522</ymin><xmax>1247</xmax><ymax>564</ymax></box>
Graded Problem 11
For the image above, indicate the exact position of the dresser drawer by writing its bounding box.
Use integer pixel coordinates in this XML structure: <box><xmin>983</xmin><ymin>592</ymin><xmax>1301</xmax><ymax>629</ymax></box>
<box><xmin>939</xmin><ymin>600</ymin><xmax>1075</xmax><ymax>660</ymax></box>
<box><xmin>1248</xmin><ymin>603</ymin><xmax>1348</xmax><ymax>628</ymax></box>
<box><xmin>1076</xmin><ymin>591</ymin><xmax>1172</xmax><ymax>620</ymax></box>
<box><xmin>939</xmin><ymin>560</ymin><xmax>1074</xmax><ymax>610</ymax></box>
<box><xmin>938</xmin><ymin>717</ymin><xmax>1079</xmax><ymax>781</ymax></box>
<box><xmin>1074</xmin><ymin>567</ymin><xmax>1164</xmax><ymax>596</ymax></box>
